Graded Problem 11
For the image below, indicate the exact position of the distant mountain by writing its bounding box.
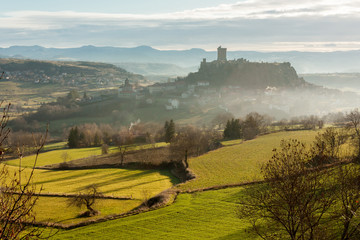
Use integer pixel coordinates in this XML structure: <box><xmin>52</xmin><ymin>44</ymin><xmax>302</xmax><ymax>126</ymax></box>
<box><xmin>0</xmin><ymin>45</ymin><xmax>360</xmax><ymax>73</ymax></box>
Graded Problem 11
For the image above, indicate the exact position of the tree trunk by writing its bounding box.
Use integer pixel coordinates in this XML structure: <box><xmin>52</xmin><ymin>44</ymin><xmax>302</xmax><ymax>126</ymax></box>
<box><xmin>184</xmin><ymin>149</ymin><xmax>189</xmax><ymax>169</ymax></box>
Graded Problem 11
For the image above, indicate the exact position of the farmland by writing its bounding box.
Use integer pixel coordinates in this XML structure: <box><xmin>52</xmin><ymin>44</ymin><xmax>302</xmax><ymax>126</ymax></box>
<box><xmin>6</xmin><ymin>142</ymin><xmax>168</xmax><ymax>168</ymax></box>
<box><xmin>3</xmin><ymin>163</ymin><xmax>177</xmax><ymax>223</ymax></box>
<box><xmin>50</xmin><ymin>187</ymin><xmax>260</xmax><ymax>240</ymax></box>
<box><xmin>178</xmin><ymin>130</ymin><xmax>321</xmax><ymax>190</ymax></box>
<box><xmin>3</xmin><ymin>128</ymin><xmax>347</xmax><ymax>238</ymax></box>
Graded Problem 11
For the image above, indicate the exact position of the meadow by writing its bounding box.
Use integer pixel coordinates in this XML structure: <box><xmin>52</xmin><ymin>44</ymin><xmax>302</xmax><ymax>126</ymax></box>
<box><xmin>4</xmin><ymin>129</ymin><xmax>332</xmax><ymax>237</ymax></box>
<box><xmin>6</xmin><ymin>142</ymin><xmax>168</xmax><ymax>168</ymax></box>
<box><xmin>34</xmin><ymin>197</ymin><xmax>140</xmax><ymax>224</ymax></box>
<box><xmin>3</xmin><ymin>162</ymin><xmax>177</xmax><ymax>223</ymax></box>
<box><xmin>178</xmin><ymin>130</ymin><xmax>321</xmax><ymax>190</ymax></box>
<box><xmin>49</xmin><ymin>187</ymin><xmax>260</xmax><ymax>240</ymax></box>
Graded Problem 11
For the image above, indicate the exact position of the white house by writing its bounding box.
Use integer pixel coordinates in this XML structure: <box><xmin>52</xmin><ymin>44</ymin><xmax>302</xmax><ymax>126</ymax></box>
<box><xmin>165</xmin><ymin>99</ymin><xmax>180</xmax><ymax>110</ymax></box>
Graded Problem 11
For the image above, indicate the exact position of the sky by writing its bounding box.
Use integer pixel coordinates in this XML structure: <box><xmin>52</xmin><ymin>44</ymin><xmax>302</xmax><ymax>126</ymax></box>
<box><xmin>1</xmin><ymin>0</ymin><xmax>360</xmax><ymax>52</ymax></box>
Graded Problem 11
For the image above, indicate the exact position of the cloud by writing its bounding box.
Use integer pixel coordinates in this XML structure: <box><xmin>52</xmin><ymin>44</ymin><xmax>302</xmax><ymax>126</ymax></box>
<box><xmin>0</xmin><ymin>0</ymin><xmax>359</xmax><ymax>50</ymax></box>
<box><xmin>1</xmin><ymin>0</ymin><xmax>359</xmax><ymax>30</ymax></box>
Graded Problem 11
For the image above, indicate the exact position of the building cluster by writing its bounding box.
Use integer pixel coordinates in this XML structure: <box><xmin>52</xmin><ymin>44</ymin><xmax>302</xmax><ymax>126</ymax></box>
<box><xmin>117</xmin><ymin>77</ymin><xmax>213</xmax><ymax>110</ymax></box>
<box><xmin>117</xmin><ymin>46</ymin><xmax>229</xmax><ymax>110</ymax></box>
<box><xmin>1</xmin><ymin>70</ymin><xmax>123</xmax><ymax>88</ymax></box>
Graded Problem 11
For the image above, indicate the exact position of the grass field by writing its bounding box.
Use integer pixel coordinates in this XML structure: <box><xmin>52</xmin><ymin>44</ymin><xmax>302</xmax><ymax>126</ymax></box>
<box><xmin>6</xmin><ymin>142</ymin><xmax>168</xmax><ymax>168</ymax></box>
<box><xmin>6</xmin><ymin>147</ymin><xmax>110</xmax><ymax>168</ymax></box>
<box><xmin>49</xmin><ymin>187</ymin><xmax>260</xmax><ymax>240</ymax></box>
<box><xmin>34</xmin><ymin>197</ymin><xmax>141</xmax><ymax>224</ymax></box>
<box><xmin>4</xmin><ymin>129</ymin><xmax>336</xmax><ymax>238</ymax></box>
<box><xmin>2</xmin><ymin>163</ymin><xmax>178</xmax><ymax>224</ymax></box>
<box><xmin>178</xmin><ymin>130</ymin><xmax>321</xmax><ymax>190</ymax></box>
<box><xmin>4</xmin><ymin>165</ymin><xmax>177</xmax><ymax>199</ymax></box>
<box><xmin>45</xmin><ymin>129</ymin><xmax>346</xmax><ymax>239</ymax></box>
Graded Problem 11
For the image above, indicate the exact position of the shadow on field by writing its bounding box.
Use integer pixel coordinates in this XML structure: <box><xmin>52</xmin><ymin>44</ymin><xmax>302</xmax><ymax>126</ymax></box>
<box><xmin>33</xmin><ymin>170</ymin><xmax>99</xmax><ymax>185</ymax></box>
<box><xmin>100</xmin><ymin>178</ymin><xmax>168</xmax><ymax>195</ymax></box>
<box><xmin>159</xmin><ymin>169</ymin><xmax>180</xmax><ymax>185</ymax></box>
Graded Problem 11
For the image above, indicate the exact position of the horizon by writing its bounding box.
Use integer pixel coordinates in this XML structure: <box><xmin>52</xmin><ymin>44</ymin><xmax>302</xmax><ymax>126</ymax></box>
<box><xmin>1</xmin><ymin>44</ymin><xmax>360</xmax><ymax>53</ymax></box>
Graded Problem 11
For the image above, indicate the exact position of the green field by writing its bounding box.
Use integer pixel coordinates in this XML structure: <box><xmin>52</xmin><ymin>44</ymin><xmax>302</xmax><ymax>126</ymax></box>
<box><xmin>44</xmin><ymin>129</ymin><xmax>345</xmax><ymax>239</ymax></box>
<box><xmin>3</xmin><ymin>163</ymin><xmax>177</xmax><ymax>223</ymax></box>
<box><xmin>34</xmin><ymin>197</ymin><xmax>140</xmax><ymax>224</ymax></box>
<box><xmin>178</xmin><ymin>130</ymin><xmax>320</xmax><ymax>190</ymax></box>
<box><xmin>50</xmin><ymin>187</ymin><xmax>259</xmax><ymax>240</ymax></box>
<box><xmin>7</xmin><ymin>147</ymin><xmax>110</xmax><ymax>168</ymax></box>
<box><xmin>6</xmin><ymin>142</ymin><xmax>168</xmax><ymax>168</ymax></box>
<box><xmin>4</xmin><ymin>129</ymin><xmax>334</xmax><ymax>238</ymax></box>
<box><xmin>5</xmin><ymin>165</ymin><xmax>177</xmax><ymax>199</ymax></box>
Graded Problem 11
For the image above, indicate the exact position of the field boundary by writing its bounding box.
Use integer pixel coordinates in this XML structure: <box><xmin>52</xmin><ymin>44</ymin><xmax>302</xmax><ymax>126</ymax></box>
<box><xmin>8</xmin><ymin>191</ymin><xmax>132</xmax><ymax>200</ymax></box>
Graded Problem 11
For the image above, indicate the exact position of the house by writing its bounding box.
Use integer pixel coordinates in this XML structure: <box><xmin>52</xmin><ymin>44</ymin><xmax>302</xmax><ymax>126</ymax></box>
<box><xmin>165</xmin><ymin>99</ymin><xmax>179</xmax><ymax>110</ymax></box>
<box><xmin>168</xmin><ymin>99</ymin><xmax>179</xmax><ymax>109</ymax></box>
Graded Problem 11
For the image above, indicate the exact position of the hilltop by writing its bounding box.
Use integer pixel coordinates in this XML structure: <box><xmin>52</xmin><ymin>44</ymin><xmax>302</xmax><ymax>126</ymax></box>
<box><xmin>0</xmin><ymin>58</ymin><xmax>145</xmax><ymax>84</ymax></box>
<box><xmin>182</xmin><ymin>58</ymin><xmax>307</xmax><ymax>89</ymax></box>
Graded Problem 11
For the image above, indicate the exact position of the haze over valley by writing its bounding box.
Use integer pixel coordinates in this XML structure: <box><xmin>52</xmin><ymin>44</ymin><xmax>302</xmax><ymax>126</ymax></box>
<box><xmin>1</xmin><ymin>1</ymin><xmax>360</xmax><ymax>240</ymax></box>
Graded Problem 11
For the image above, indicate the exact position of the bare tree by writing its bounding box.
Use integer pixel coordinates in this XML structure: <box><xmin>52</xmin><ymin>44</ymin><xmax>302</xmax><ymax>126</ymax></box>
<box><xmin>0</xmin><ymin>102</ymin><xmax>51</xmax><ymax>239</ymax></box>
<box><xmin>170</xmin><ymin>126</ymin><xmax>220</xmax><ymax>169</ymax></box>
<box><xmin>242</xmin><ymin>112</ymin><xmax>269</xmax><ymax>140</ymax></box>
<box><xmin>332</xmin><ymin>165</ymin><xmax>360</xmax><ymax>240</ymax></box>
<box><xmin>310</xmin><ymin>127</ymin><xmax>349</xmax><ymax>166</ymax></box>
<box><xmin>67</xmin><ymin>185</ymin><xmax>103</xmax><ymax>217</ymax></box>
<box><xmin>60</xmin><ymin>151</ymin><xmax>71</xmax><ymax>162</ymax></box>
<box><xmin>101</xmin><ymin>144</ymin><xmax>109</xmax><ymax>155</ymax></box>
<box><xmin>346</xmin><ymin>109</ymin><xmax>360</xmax><ymax>159</ymax></box>
<box><xmin>113</xmin><ymin>131</ymin><xmax>133</xmax><ymax>166</ymax></box>
<box><xmin>237</xmin><ymin>139</ymin><xmax>334</xmax><ymax>240</ymax></box>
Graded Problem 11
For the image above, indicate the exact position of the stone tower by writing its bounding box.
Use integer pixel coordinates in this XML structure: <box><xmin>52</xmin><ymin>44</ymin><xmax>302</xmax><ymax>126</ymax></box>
<box><xmin>217</xmin><ymin>46</ymin><xmax>227</xmax><ymax>61</ymax></box>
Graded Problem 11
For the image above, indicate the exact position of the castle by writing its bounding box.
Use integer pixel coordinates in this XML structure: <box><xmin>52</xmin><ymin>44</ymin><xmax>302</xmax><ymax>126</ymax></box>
<box><xmin>217</xmin><ymin>46</ymin><xmax>227</xmax><ymax>61</ymax></box>
<box><xmin>201</xmin><ymin>46</ymin><xmax>227</xmax><ymax>68</ymax></box>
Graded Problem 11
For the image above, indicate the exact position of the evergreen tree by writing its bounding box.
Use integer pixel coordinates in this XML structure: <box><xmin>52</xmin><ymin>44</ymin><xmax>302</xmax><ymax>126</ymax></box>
<box><xmin>68</xmin><ymin>126</ymin><xmax>80</xmax><ymax>148</ymax></box>
<box><xmin>223</xmin><ymin>118</ymin><xmax>242</xmax><ymax>139</ymax></box>
<box><xmin>223</xmin><ymin>120</ymin><xmax>231</xmax><ymax>139</ymax></box>
<box><xmin>164</xmin><ymin>119</ymin><xmax>175</xmax><ymax>143</ymax></box>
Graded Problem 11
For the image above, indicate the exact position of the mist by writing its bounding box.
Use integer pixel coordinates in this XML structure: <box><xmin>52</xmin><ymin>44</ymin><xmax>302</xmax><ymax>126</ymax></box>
<box><xmin>218</xmin><ymin>86</ymin><xmax>360</xmax><ymax>120</ymax></box>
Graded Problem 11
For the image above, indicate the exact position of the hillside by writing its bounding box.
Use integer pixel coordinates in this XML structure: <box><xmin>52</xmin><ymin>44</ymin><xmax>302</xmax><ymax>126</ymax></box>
<box><xmin>182</xmin><ymin>59</ymin><xmax>307</xmax><ymax>89</ymax></box>
<box><xmin>0</xmin><ymin>58</ymin><xmax>145</xmax><ymax>83</ymax></box>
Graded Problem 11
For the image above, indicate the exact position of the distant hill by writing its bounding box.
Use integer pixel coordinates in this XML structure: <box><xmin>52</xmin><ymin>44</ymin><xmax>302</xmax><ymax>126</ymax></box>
<box><xmin>181</xmin><ymin>59</ymin><xmax>307</xmax><ymax>89</ymax></box>
<box><xmin>1</xmin><ymin>45</ymin><xmax>360</xmax><ymax>74</ymax></box>
<box><xmin>300</xmin><ymin>73</ymin><xmax>360</xmax><ymax>93</ymax></box>
<box><xmin>0</xmin><ymin>58</ymin><xmax>145</xmax><ymax>83</ymax></box>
